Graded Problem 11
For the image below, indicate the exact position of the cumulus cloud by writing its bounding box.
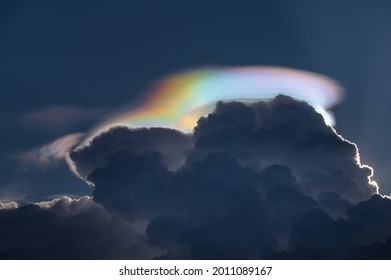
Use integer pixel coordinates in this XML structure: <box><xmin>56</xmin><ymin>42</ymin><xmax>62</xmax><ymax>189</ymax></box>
<box><xmin>1</xmin><ymin>96</ymin><xmax>389</xmax><ymax>259</ymax></box>
<box><xmin>69</xmin><ymin>127</ymin><xmax>192</xmax><ymax>181</ymax></box>
<box><xmin>0</xmin><ymin>196</ymin><xmax>162</xmax><ymax>259</ymax></box>
<box><xmin>348</xmin><ymin>236</ymin><xmax>391</xmax><ymax>259</ymax></box>
<box><xmin>0</xmin><ymin>201</ymin><xmax>18</xmax><ymax>210</ymax></box>
<box><xmin>69</xmin><ymin>96</ymin><xmax>382</xmax><ymax>259</ymax></box>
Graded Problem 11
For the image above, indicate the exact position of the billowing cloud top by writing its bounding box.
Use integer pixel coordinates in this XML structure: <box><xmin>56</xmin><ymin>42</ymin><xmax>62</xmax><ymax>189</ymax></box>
<box><xmin>65</xmin><ymin>96</ymin><xmax>384</xmax><ymax>259</ymax></box>
<box><xmin>80</xmin><ymin>67</ymin><xmax>342</xmax><ymax>148</ymax></box>
<box><xmin>4</xmin><ymin>67</ymin><xmax>391</xmax><ymax>260</ymax></box>
<box><xmin>18</xmin><ymin>67</ymin><xmax>343</xmax><ymax>177</ymax></box>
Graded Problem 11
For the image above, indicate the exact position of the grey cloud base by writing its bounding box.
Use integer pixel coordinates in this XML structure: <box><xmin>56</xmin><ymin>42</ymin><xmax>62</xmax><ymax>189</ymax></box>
<box><xmin>1</xmin><ymin>95</ymin><xmax>389</xmax><ymax>259</ymax></box>
<box><xmin>0</xmin><ymin>196</ymin><xmax>162</xmax><ymax>259</ymax></box>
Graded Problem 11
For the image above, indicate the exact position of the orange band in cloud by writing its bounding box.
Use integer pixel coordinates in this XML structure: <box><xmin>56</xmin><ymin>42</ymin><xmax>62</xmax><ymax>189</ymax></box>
<box><xmin>80</xmin><ymin>66</ymin><xmax>343</xmax><ymax>148</ymax></box>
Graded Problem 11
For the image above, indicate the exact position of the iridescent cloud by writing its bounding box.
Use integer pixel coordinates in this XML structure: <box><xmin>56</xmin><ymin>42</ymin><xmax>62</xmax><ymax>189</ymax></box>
<box><xmin>80</xmin><ymin>67</ymin><xmax>342</xmax><ymax>147</ymax></box>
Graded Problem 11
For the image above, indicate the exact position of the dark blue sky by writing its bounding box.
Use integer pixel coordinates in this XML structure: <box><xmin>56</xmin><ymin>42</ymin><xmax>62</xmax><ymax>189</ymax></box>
<box><xmin>1</xmin><ymin>0</ymin><xmax>391</xmax><ymax>200</ymax></box>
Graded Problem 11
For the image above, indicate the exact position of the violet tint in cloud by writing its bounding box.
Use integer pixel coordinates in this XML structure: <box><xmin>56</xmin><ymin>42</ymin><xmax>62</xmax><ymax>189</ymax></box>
<box><xmin>20</xmin><ymin>67</ymin><xmax>343</xmax><ymax>181</ymax></box>
<box><xmin>79</xmin><ymin>67</ymin><xmax>343</xmax><ymax>149</ymax></box>
<box><xmin>13</xmin><ymin>133</ymin><xmax>84</xmax><ymax>167</ymax></box>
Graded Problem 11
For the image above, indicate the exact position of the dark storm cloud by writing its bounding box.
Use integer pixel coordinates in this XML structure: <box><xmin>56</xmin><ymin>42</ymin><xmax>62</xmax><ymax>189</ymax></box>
<box><xmin>0</xmin><ymin>196</ymin><xmax>161</xmax><ymax>259</ymax></box>
<box><xmin>193</xmin><ymin>96</ymin><xmax>377</xmax><ymax>206</ymax></box>
<box><xmin>348</xmin><ymin>236</ymin><xmax>391</xmax><ymax>260</ymax></box>
<box><xmin>1</xmin><ymin>96</ymin><xmax>389</xmax><ymax>259</ymax></box>
<box><xmin>278</xmin><ymin>195</ymin><xmax>391</xmax><ymax>259</ymax></box>
<box><xmin>70</xmin><ymin>127</ymin><xmax>192</xmax><ymax>180</ymax></box>
<box><xmin>70</xmin><ymin>96</ymin><xmax>383</xmax><ymax>259</ymax></box>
